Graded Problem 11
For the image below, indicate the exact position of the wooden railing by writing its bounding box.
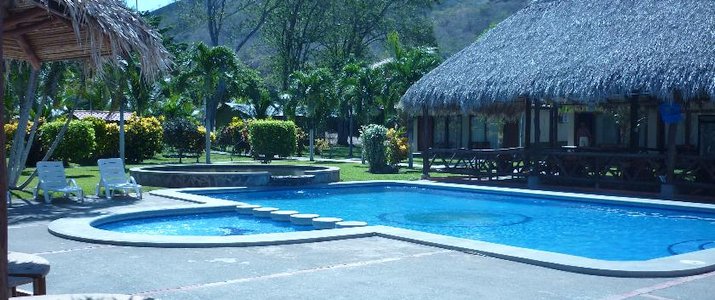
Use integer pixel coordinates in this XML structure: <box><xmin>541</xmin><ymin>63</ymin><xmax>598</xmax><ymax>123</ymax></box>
<box><xmin>428</xmin><ymin>148</ymin><xmax>527</xmax><ymax>180</ymax></box>
<box><xmin>537</xmin><ymin>150</ymin><xmax>666</xmax><ymax>190</ymax></box>
<box><xmin>426</xmin><ymin>148</ymin><xmax>715</xmax><ymax>195</ymax></box>
<box><xmin>674</xmin><ymin>155</ymin><xmax>715</xmax><ymax>193</ymax></box>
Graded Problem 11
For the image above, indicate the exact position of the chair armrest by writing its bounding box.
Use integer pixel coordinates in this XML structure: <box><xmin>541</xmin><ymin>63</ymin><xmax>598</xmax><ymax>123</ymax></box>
<box><xmin>67</xmin><ymin>179</ymin><xmax>80</xmax><ymax>189</ymax></box>
<box><xmin>129</xmin><ymin>176</ymin><xmax>138</xmax><ymax>185</ymax></box>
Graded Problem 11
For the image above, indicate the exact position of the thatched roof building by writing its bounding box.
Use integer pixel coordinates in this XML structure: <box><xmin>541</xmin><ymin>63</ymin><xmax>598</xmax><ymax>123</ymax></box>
<box><xmin>2</xmin><ymin>0</ymin><xmax>170</xmax><ymax>77</ymax></box>
<box><xmin>399</xmin><ymin>0</ymin><xmax>715</xmax><ymax>115</ymax></box>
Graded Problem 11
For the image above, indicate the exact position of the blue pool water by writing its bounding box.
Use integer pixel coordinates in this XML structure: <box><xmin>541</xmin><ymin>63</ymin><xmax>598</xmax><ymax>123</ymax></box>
<box><xmin>202</xmin><ymin>185</ymin><xmax>715</xmax><ymax>261</ymax></box>
<box><xmin>100</xmin><ymin>212</ymin><xmax>311</xmax><ymax>236</ymax></box>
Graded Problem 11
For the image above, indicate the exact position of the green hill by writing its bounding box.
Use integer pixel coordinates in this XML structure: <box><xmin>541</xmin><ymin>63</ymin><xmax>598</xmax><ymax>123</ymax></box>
<box><xmin>153</xmin><ymin>0</ymin><xmax>529</xmax><ymax>68</ymax></box>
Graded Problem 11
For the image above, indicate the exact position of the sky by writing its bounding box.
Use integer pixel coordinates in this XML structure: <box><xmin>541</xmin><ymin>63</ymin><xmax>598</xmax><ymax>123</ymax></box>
<box><xmin>125</xmin><ymin>0</ymin><xmax>175</xmax><ymax>12</ymax></box>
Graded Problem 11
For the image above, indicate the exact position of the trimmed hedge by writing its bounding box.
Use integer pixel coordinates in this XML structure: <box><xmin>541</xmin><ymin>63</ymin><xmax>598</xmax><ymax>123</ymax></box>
<box><xmin>248</xmin><ymin>120</ymin><xmax>297</xmax><ymax>162</ymax></box>
<box><xmin>39</xmin><ymin>119</ymin><xmax>96</xmax><ymax>163</ymax></box>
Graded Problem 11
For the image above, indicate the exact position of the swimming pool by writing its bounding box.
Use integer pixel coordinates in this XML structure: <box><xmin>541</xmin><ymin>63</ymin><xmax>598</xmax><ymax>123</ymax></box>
<box><xmin>48</xmin><ymin>181</ymin><xmax>715</xmax><ymax>277</ymax></box>
<box><xmin>194</xmin><ymin>185</ymin><xmax>715</xmax><ymax>261</ymax></box>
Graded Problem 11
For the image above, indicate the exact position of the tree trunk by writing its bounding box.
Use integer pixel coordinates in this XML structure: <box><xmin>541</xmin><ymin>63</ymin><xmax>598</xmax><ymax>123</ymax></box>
<box><xmin>8</xmin><ymin>70</ymin><xmax>39</xmax><ymax>186</ymax></box>
<box><xmin>309</xmin><ymin>127</ymin><xmax>315</xmax><ymax>161</ymax></box>
<box><xmin>205</xmin><ymin>99</ymin><xmax>212</xmax><ymax>164</ymax></box>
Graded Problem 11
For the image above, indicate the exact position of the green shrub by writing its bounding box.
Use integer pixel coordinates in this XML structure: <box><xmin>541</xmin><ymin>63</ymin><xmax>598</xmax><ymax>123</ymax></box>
<box><xmin>5</xmin><ymin>120</ymin><xmax>45</xmax><ymax>166</ymax></box>
<box><xmin>125</xmin><ymin>116</ymin><xmax>163</xmax><ymax>163</ymax></box>
<box><xmin>217</xmin><ymin>117</ymin><xmax>250</xmax><ymax>155</ymax></box>
<box><xmin>83</xmin><ymin>117</ymin><xmax>119</xmax><ymax>163</ymax></box>
<box><xmin>163</xmin><ymin>118</ymin><xmax>202</xmax><ymax>162</ymax></box>
<box><xmin>39</xmin><ymin>119</ymin><xmax>96</xmax><ymax>163</ymax></box>
<box><xmin>315</xmin><ymin>138</ymin><xmax>330</xmax><ymax>155</ymax></box>
<box><xmin>248</xmin><ymin>120</ymin><xmax>297</xmax><ymax>162</ymax></box>
<box><xmin>295</xmin><ymin>127</ymin><xmax>308</xmax><ymax>156</ymax></box>
<box><xmin>360</xmin><ymin>124</ymin><xmax>390</xmax><ymax>173</ymax></box>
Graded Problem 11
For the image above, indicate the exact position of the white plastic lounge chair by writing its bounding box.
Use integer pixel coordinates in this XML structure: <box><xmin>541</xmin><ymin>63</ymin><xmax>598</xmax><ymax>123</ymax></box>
<box><xmin>96</xmin><ymin>158</ymin><xmax>142</xmax><ymax>200</ymax></box>
<box><xmin>34</xmin><ymin>161</ymin><xmax>84</xmax><ymax>204</ymax></box>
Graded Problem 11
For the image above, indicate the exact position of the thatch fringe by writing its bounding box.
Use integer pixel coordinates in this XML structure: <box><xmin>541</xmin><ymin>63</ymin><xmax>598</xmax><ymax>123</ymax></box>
<box><xmin>400</xmin><ymin>0</ymin><xmax>715</xmax><ymax>115</ymax></box>
<box><xmin>17</xmin><ymin>0</ymin><xmax>170</xmax><ymax>78</ymax></box>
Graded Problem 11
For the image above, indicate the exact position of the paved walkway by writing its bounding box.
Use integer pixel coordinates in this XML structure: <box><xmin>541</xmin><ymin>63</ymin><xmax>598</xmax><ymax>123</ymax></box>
<box><xmin>8</xmin><ymin>195</ymin><xmax>715</xmax><ymax>299</ymax></box>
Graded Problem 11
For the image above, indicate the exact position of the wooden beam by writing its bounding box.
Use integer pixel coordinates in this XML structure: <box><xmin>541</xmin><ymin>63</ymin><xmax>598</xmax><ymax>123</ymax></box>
<box><xmin>524</xmin><ymin>97</ymin><xmax>531</xmax><ymax>148</ymax></box>
<box><xmin>422</xmin><ymin>106</ymin><xmax>430</xmax><ymax>179</ymax></box>
<box><xmin>4</xmin><ymin>18</ymin><xmax>53</xmax><ymax>37</ymax></box>
<box><xmin>3</xmin><ymin>8</ymin><xmax>48</xmax><ymax>28</ymax></box>
<box><xmin>15</xmin><ymin>34</ymin><xmax>42</xmax><ymax>70</ymax></box>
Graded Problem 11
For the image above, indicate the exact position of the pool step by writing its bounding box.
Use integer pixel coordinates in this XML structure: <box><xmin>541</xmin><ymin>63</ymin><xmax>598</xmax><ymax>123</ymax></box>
<box><xmin>270</xmin><ymin>210</ymin><xmax>300</xmax><ymax>222</ymax></box>
<box><xmin>252</xmin><ymin>207</ymin><xmax>279</xmax><ymax>218</ymax></box>
<box><xmin>312</xmin><ymin>217</ymin><xmax>343</xmax><ymax>230</ymax></box>
<box><xmin>235</xmin><ymin>205</ymin><xmax>261</xmax><ymax>215</ymax></box>
<box><xmin>290</xmin><ymin>214</ymin><xmax>320</xmax><ymax>226</ymax></box>
<box><xmin>335</xmin><ymin>221</ymin><xmax>367</xmax><ymax>228</ymax></box>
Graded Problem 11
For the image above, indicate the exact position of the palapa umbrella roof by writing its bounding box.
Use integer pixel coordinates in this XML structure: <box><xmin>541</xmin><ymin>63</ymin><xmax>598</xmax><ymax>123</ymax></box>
<box><xmin>399</xmin><ymin>0</ymin><xmax>715</xmax><ymax>115</ymax></box>
<box><xmin>2</xmin><ymin>0</ymin><xmax>170</xmax><ymax>77</ymax></box>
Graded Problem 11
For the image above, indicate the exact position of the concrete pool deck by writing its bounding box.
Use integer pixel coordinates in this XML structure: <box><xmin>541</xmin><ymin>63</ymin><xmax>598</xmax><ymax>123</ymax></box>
<box><xmin>8</xmin><ymin>194</ymin><xmax>715</xmax><ymax>299</ymax></box>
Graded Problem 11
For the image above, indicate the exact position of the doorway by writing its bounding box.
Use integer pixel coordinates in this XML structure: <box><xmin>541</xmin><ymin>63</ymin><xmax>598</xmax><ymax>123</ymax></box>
<box><xmin>574</xmin><ymin>113</ymin><xmax>596</xmax><ymax>147</ymax></box>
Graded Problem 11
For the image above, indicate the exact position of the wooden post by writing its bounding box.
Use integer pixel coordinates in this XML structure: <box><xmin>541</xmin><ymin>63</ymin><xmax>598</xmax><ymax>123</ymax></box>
<box><xmin>408</xmin><ymin>118</ymin><xmax>414</xmax><ymax>169</ymax></box>
<box><xmin>629</xmin><ymin>97</ymin><xmax>639</xmax><ymax>151</ymax></box>
<box><xmin>662</xmin><ymin>92</ymin><xmax>682</xmax><ymax>198</ymax></box>
<box><xmin>523</xmin><ymin>97</ymin><xmax>531</xmax><ymax>149</ymax></box>
<box><xmin>119</xmin><ymin>97</ymin><xmax>126</xmax><ymax>164</ymax></box>
<box><xmin>421</xmin><ymin>107</ymin><xmax>430</xmax><ymax>179</ymax></box>
<box><xmin>533</xmin><ymin>99</ymin><xmax>541</xmax><ymax>147</ymax></box>
<box><xmin>549</xmin><ymin>103</ymin><xmax>558</xmax><ymax>148</ymax></box>
<box><xmin>0</xmin><ymin>9</ymin><xmax>10</xmax><ymax>300</ymax></box>
<box><xmin>684</xmin><ymin>101</ymin><xmax>691</xmax><ymax>148</ymax></box>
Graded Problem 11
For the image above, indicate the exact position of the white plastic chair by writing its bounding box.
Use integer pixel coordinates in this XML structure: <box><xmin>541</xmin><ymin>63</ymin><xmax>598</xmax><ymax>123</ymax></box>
<box><xmin>34</xmin><ymin>161</ymin><xmax>84</xmax><ymax>204</ymax></box>
<box><xmin>96</xmin><ymin>158</ymin><xmax>142</xmax><ymax>200</ymax></box>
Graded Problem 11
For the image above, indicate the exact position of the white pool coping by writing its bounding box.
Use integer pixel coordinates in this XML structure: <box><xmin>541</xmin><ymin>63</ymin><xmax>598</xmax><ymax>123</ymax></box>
<box><xmin>48</xmin><ymin>180</ymin><xmax>715</xmax><ymax>278</ymax></box>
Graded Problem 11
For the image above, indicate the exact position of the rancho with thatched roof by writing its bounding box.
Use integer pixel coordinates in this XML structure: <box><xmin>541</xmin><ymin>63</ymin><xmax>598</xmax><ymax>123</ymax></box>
<box><xmin>399</xmin><ymin>0</ymin><xmax>715</xmax><ymax>198</ymax></box>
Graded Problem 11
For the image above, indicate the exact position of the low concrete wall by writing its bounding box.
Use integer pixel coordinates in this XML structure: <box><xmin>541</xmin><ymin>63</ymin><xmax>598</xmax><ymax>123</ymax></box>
<box><xmin>130</xmin><ymin>164</ymin><xmax>340</xmax><ymax>188</ymax></box>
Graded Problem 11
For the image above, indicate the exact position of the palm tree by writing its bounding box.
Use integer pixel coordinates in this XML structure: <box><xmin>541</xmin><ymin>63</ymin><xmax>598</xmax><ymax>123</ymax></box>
<box><xmin>289</xmin><ymin>68</ymin><xmax>336</xmax><ymax>161</ymax></box>
<box><xmin>183</xmin><ymin>43</ymin><xmax>240</xmax><ymax>163</ymax></box>
<box><xmin>381</xmin><ymin>32</ymin><xmax>441</xmax><ymax>124</ymax></box>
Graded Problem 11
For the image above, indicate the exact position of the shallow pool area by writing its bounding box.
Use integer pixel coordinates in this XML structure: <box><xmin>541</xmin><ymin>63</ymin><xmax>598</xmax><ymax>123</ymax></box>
<box><xmin>98</xmin><ymin>211</ymin><xmax>311</xmax><ymax>236</ymax></box>
<box><xmin>195</xmin><ymin>185</ymin><xmax>715</xmax><ymax>261</ymax></box>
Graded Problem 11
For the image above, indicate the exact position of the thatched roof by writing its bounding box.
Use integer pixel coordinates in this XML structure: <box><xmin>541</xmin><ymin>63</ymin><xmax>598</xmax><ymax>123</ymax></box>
<box><xmin>2</xmin><ymin>0</ymin><xmax>170</xmax><ymax>78</ymax></box>
<box><xmin>400</xmin><ymin>0</ymin><xmax>715</xmax><ymax>115</ymax></box>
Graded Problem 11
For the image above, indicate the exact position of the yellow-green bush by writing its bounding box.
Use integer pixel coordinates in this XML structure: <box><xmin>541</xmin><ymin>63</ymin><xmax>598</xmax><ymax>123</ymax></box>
<box><xmin>83</xmin><ymin>117</ymin><xmax>119</xmax><ymax>164</ymax></box>
<box><xmin>125</xmin><ymin>116</ymin><xmax>163</xmax><ymax>163</ymax></box>
<box><xmin>39</xmin><ymin>119</ymin><xmax>96</xmax><ymax>163</ymax></box>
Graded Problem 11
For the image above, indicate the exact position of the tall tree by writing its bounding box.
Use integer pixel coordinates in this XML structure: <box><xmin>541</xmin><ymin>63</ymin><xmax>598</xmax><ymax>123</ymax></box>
<box><xmin>319</xmin><ymin>0</ymin><xmax>436</xmax><ymax>69</ymax></box>
<box><xmin>180</xmin><ymin>0</ymin><xmax>278</xmax><ymax>51</ymax></box>
<box><xmin>264</xmin><ymin>0</ymin><xmax>328</xmax><ymax>90</ymax></box>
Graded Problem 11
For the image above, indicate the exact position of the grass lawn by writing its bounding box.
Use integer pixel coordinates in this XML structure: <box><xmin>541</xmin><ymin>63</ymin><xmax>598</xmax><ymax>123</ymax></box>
<box><xmin>10</xmin><ymin>151</ymin><xmax>444</xmax><ymax>202</ymax></box>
